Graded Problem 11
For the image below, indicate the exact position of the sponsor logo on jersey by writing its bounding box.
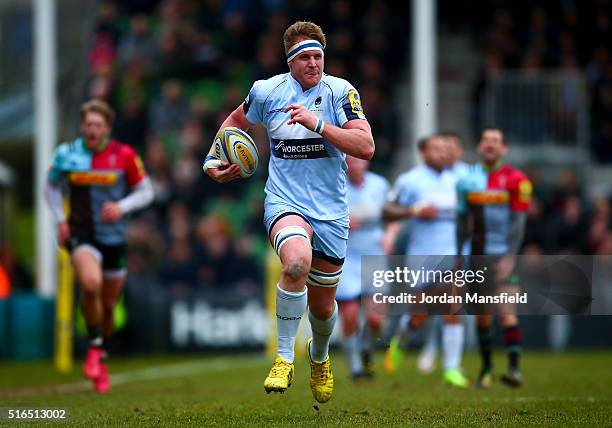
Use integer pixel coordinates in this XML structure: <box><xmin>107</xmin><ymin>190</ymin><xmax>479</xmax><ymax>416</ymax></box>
<box><xmin>518</xmin><ymin>180</ymin><xmax>532</xmax><ymax>203</ymax></box>
<box><xmin>69</xmin><ymin>171</ymin><xmax>120</xmax><ymax>186</ymax></box>
<box><xmin>134</xmin><ymin>155</ymin><xmax>146</xmax><ymax>176</ymax></box>
<box><xmin>267</xmin><ymin>107</ymin><xmax>285</xmax><ymax>115</ymax></box>
<box><xmin>311</xmin><ymin>95</ymin><xmax>325</xmax><ymax>112</ymax></box>
<box><xmin>348</xmin><ymin>89</ymin><xmax>365</xmax><ymax>118</ymax></box>
<box><xmin>271</xmin><ymin>138</ymin><xmax>330</xmax><ymax>159</ymax></box>
<box><xmin>467</xmin><ymin>190</ymin><xmax>510</xmax><ymax>205</ymax></box>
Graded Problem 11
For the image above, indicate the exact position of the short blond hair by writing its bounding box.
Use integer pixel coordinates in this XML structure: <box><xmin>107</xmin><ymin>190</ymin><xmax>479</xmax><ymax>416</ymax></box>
<box><xmin>283</xmin><ymin>21</ymin><xmax>326</xmax><ymax>55</ymax></box>
<box><xmin>80</xmin><ymin>99</ymin><xmax>115</xmax><ymax>125</ymax></box>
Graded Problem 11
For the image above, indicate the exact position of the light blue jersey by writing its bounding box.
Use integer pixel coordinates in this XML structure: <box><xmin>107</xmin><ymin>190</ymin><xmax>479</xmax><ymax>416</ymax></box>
<box><xmin>449</xmin><ymin>160</ymin><xmax>470</xmax><ymax>256</ymax></box>
<box><xmin>450</xmin><ymin>160</ymin><xmax>470</xmax><ymax>180</ymax></box>
<box><xmin>245</xmin><ymin>72</ymin><xmax>365</xmax><ymax>221</ymax></box>
<box><xmin>389</xmin><ymin>164</ymin><xmax>458</xmax><ymax>256</ymax></box>
<box><xmin>337</xmin><ymin>172</ymin><xmax>389</xmax><ymax>301</ymax></box>
<box><xmin>345</xmin><ymin>172</ymin><xmax>389</xmax><ymax>257</ymax></box>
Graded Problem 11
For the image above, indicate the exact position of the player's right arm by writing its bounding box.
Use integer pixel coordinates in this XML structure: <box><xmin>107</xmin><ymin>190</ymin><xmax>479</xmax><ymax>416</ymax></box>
<box><xmin>382</xmin><ymin>202</ymin><xmax>415</xmax><ymax>221</ymax></box>
<box><xmin>383</xmin><ymin>174</ymin><xmax>436</xmax><ymax>221</ymax></box>
<box><xmin>202</xmin><ymin>105</ymin><xmax>245</xmax><ymax>183</ymax></box>
<box><xmin>45</xmin><ymin>144</ymin><xmax>69</xmax><ymax>247</ymax></box>
<box><xmin>203</xmin><ymin>80</ymin><xmax>265</xmax><ymax>183</ymax></box>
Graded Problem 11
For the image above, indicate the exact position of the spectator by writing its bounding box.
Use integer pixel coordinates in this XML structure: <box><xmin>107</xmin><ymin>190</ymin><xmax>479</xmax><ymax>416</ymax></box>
<box><xmin>194</xmin><ymin>215</ymin><xmax>241</xmax><ymax>288</ymax></box>
<box><xmin>524</xmin><ymin>196</ymin><xmax>550</xmax><ymax>252</ymax></box>
<box><xmin>547</xmin><ymin>194</ymin><xmax>589</xmax><ymax>253</ymax></box>
<box><xmin>113</xmin><ymin>94</ymin><xmax>149</xmax><ymax>152</ymax></box>
<box><xmin>158</xmin><ymin>238</ymin><xmax>198</xmax><ymax>292</ymax></box>
<box><xmin>118</xmin><ymin>14</ymin><xmax>158</xmax><ymax>69</ymax></box>
<box><xmin>150</xmin><ymin>79</ymin><xmax>188</xmax><ymax>135</ymax></box>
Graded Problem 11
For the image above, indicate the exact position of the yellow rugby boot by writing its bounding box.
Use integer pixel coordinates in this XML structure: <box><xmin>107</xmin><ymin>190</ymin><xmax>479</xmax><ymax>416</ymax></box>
<box><xmin>307</xmin><ymin>338</ymin><xmax>334</xmax><ymax>403</ymax></box>
<box><xmin>263</xmin><ymin>355</ymin><xmax>294</xmax><ymax>394</ymax></box>
<box><xmin>443</xmin><ymin>368</ymin><xmax>470</xmax><ymax>388</ymax></box>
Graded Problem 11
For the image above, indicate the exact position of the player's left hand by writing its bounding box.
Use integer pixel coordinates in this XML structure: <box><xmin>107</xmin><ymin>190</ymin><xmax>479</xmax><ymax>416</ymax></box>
<box><xmin>285</xmin><ymin>104</ymin><xmax>317</xmax><ymax>131</ymax></box>
<box><xmin>101</xmin><ymin>201</ymin><xmax>123</xmax><ymax>223</ymax></box>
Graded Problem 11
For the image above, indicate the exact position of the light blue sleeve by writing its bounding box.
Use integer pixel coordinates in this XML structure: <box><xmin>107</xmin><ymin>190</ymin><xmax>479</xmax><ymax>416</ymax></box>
<box><xmin>388</xmin><ymin>173</ymin><xmax>416</xmax><ymax>206</ymax></box>
<box><xmin>243</xmin><ymin>80</ymin><xmax>265</xmax><ymax>125</ymax></box>
<box><xmin>380</xmin><ymin>177</ymin><xmax>390</xmax><ymax>205</ymax></box>
<box><xmin>47</xmin><ymin>143</ymin><xmax>68</xmax><ymax>185</ymax></box>
<box><xmin>370</xmin><ymin>174</ymin><xmax>390</xmax><ymax>211</ymax></box>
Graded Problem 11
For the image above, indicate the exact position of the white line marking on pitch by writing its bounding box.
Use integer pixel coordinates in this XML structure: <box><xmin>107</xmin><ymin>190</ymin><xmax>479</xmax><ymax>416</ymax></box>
<box><xmin>0</xmin><ymin>357</ymin><xmax>265</xmax><ymax>398</ymax></box>
<box><xmin>480</xmin><ymin>396</ymin><xmax>600</xmax><ymax>403</ymax></box>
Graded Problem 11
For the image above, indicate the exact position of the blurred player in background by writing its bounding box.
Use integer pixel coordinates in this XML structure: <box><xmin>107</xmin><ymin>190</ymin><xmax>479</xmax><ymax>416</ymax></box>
<box><xmin>443</xmin><ymin>132</ymin><xmax>469</xmax><ymax>177</ymax></box>
<box><xmin>45</xmin><ymin>100</ymin><xmax>154</xmax><ymax>393</ymax></box>
<box><xmin>456</xmin><ymin>128</ymin><xmax>531</xmax><ymax>388</ymax></box>
<box><xmin>202</xmin><ymin>21</ymin><xmax>374</xmax><ymax>403</ymax></box>
<box><xmin>416</xmin><ymin>132</ymin><xmax>472</xmax><ymax>374</ymax></box>
<box><xmin>337</xmin><ymin>155</ymin><xmax>387</xmax><ymax>380</ymax></box>
<box><xmin>383</xmin><ymin>135</ymin><xmax>469</xmax><ymax>388</ymax></box>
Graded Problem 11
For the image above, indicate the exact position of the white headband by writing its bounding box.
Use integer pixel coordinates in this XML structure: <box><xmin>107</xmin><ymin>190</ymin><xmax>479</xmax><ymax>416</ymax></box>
<box><xmin>286</xmin><ymin>39</ymin><xmax>324</xmax><ymax>63</ymax></box>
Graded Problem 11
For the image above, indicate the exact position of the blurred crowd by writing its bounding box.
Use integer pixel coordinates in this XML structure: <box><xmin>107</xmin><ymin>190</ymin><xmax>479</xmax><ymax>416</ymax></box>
<box><xmin>458</xmin><ymin>0</ymin><xmax>612</xmax><ymax>161</ymax></box>
<box><xmin>84</xmin><ymin>0</ymin><xmax>408</xmax><ymax>294</ymax></box>
<box><xmin>523</xmin><ymin>169</ymin><xmax>612</xmax><ymax>256</ymax></box>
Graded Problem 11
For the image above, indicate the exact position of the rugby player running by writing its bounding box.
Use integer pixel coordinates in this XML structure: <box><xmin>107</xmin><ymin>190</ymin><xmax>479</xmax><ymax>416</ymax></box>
<box><xmin>46</xmin><ymin>100</ymin><xmax>154</xmax><ymax>393</ymax></box>
<box><xmin>203</xmin><ymin>21</ymin><xmax>374</xmax><ymax>403</ymax></box>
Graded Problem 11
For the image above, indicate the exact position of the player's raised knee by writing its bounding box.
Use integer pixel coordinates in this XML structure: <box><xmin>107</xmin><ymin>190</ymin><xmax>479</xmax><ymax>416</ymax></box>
<box><xmin>282</xmin><ymin>258</ymin><xmax>309</xmax><ymax>283</ymax></box>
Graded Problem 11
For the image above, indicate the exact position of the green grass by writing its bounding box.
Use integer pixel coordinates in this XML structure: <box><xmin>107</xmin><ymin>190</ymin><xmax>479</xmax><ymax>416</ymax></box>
<box><xmin>1</xmin><ymin>351</ymin><xmax>611</xmax><ymax>427</ymax></box>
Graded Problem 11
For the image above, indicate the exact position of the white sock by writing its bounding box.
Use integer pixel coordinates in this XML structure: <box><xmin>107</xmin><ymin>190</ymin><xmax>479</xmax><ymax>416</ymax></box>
<box><xmin>442</xmin><ymin>323</ymin><xmax>464</xmax><ymax>370</ymax></box>
<box><xmin>397</xmin><ymin>313</ymin><xmax>411</xmax><ymax>334</ymax></box>
<box><xmin>343</xmin><ymin>333</ymin><xmax>362</xmax><ymax>375</ymax></box>
<box><xmin>396</xmin><ymin>313</ymin><xmax>412</xmax><ymax>348</ymax></box>
<box><xmin>276</xmin><ymin>284</ymin><xmax>307</xmax><ymax>363</ymax></box>
<box><xmin>308</xmin><ymin>302</ymin><xmax>338</xmax><ymax>363</ymax></box>
<box><xmin>422</xmin><ymin>317</ymin><xmax>440</xmax><ymax>355</ymax></box>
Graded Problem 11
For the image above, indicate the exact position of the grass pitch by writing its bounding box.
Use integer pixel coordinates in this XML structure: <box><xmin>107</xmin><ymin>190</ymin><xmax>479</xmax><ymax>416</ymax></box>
<box><xmin>1</xmin><ymin>351</ymin><xmax>611</xmax><ymax>427</ymax></box>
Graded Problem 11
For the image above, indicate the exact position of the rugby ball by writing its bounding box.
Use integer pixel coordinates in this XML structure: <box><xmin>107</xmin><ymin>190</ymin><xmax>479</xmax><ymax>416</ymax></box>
<box><xmin>213</xmin><ymin>127</ymin><xmax>259</xmax><ymax>178</ymax></box>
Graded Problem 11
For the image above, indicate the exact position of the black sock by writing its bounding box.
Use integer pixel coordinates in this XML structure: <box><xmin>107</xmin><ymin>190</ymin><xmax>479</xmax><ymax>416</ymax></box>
<box><xmin>503</xmin><ymin>325</ymin><xmax>522</xmax><ymax>371</ymax></box>
<box><xmin>478</xmin><ymin>326</ymin><xmax>493</xmax><ymax>373</ymax></box>
<box><xmin>87</xmin><ymin>325</ymin><xmax>103</xmax><ymax>349</ymax></box>
<box><xmin>101</xmin><ymin>336</ymin><xmax>111</xmax><ymax>360</ymax></box>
